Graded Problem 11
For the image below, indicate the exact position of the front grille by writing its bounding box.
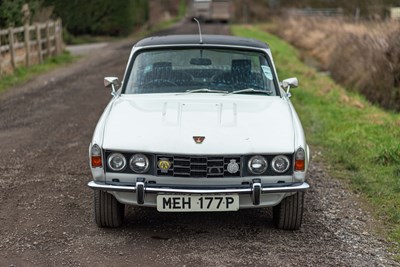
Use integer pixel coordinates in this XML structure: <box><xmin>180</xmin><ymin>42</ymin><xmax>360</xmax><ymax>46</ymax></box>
<box><xmin>156</xmin><ymin>155</ymin><xmax>241</xmax><ymax>178</ymax></box>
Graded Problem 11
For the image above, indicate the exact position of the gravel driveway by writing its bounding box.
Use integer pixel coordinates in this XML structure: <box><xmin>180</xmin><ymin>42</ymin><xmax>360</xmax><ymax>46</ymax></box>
<box><xmin>0</xmin><ymin>21</ymin><xmax>398</xmax><ymax>266</ymax></box>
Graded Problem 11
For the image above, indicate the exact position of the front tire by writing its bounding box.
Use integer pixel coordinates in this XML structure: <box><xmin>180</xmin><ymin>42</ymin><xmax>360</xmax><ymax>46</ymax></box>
<box><xmin>94</xmin><ymin>190</ymin><xmax>125</xmax><ymax>228</ymax></box>
<box><xmin>273</xmin><ymin>192</ymin><xmax>304</xmax><ymax>230</ymax></box>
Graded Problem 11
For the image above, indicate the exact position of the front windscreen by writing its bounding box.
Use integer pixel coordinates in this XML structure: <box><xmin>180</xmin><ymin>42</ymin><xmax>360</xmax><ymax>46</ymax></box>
<box><xmin>123</xmin><ymin>48</ymin><xmax>278</xmax><ymax>95</ymax></box>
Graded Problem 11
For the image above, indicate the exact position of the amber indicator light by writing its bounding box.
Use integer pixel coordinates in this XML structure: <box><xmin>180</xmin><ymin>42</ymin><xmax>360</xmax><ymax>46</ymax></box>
<box><xmin>295</xmin><ymin>160</ymin><xmax>305</xmax><ymax>171</ymax></box>
<box><xmin>91</xmin><ymin>156</ymin><xmax>102</xmax><ymax>167</ymax></box>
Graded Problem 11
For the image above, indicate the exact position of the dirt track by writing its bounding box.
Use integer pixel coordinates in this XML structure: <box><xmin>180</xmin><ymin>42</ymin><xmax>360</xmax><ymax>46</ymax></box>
<box><xmin>0</xmin><ymin>21</ymin><xmax>398</xmax><ymax>266</ymax></box>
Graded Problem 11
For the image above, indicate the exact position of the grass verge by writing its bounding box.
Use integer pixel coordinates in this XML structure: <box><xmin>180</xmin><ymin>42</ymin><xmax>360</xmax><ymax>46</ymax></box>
<box><xmin>231</xmin><ymin>24</ymin><xmax>400</xmax><ymax>258</ymax></box>
<box><xmin>0</xmin><ymin>52</ymin><xmax>76</xmax><ymax>94</ymax></box>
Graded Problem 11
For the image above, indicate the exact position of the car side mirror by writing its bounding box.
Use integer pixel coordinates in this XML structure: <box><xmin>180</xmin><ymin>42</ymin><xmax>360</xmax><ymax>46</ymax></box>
<box><xmin>281</xmin><ymin>77</ymin><xmax>298</xmax><ymax>97</ymax></box>
<box><xmin>104</xmin><ymin>77</ymin><xmax>120</xmax><ymax>96</ymax></box>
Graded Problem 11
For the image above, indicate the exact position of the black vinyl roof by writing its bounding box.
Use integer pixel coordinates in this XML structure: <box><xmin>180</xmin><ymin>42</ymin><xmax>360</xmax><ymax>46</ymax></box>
<box><xmin>135</xmin><ymin>34</ymin><xmax>269</xmax><ymax>49</ymax></box>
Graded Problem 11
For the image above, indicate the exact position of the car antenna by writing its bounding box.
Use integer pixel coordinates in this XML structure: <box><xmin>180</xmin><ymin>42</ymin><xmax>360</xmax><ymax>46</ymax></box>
<box><xmin>193</xmin><ymin>18</ymin><xmax>203</xmax><ymax>44</ymax></box>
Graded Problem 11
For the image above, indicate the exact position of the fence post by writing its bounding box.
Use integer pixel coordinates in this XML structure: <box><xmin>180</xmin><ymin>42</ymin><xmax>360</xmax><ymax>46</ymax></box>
<box><xmin>46</xmin><ymin>21</ymin><xmax>51</xmax><ymax>57</ymax></box>
<box><xmin>55</xmin><ymin>18</ymin><xmax>62</xmax><ymax>55</ymax></box>
<box><xmin>35</xmin><ymin>24</ymin><xmax>43</xmax><ymax>64</ymax></box>
<box><xmin>8</xmin><ymin>28</ymin><xmax>16</xmax><ymax>70</ymax></box>
<box><xmin>24</xmin><ymin>24</ymin><xmax>31</xmax><ymax>66</ymax></box>
<box><xmin>0</xmin><ymin>36</ymin><xmax>3</xmax><ymax>75</ymax></box>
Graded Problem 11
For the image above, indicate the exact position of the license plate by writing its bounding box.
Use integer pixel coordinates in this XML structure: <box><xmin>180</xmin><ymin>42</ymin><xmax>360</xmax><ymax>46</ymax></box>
<box><xmin>156</xmin><ymin>194</ymin><xmax>239</xmax><ymax>212</ymax></box>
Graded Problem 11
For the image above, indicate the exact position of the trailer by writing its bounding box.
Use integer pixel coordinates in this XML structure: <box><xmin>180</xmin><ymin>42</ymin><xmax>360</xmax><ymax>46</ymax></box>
<box><xmin>211</xmin><ymin>0</ymin><xmax>231</xmax><ymax>22</ymax></box>
<box><xmin>192</xmin><ymin>0</ymin><xmax>231</xmax><ymax>22</ymax></box>
<box><xmin>192</xmin><ymin>0</ymin><xmax>212</xmax><ymax>21</ymax></box>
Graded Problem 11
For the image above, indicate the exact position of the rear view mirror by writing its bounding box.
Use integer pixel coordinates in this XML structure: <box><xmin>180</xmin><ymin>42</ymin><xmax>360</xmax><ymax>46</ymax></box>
<box><xmin>190</xmin><ymin>58</ymin><xmax>212</xmax><ymax>65</ymax></box>
<box><xmin>281</xmin><ymin>77</ymin><xmax>298</xmax><ymax>97</ymax></box>
<box><xmin>104</xmin><ymin>77</ymin><xmax>119</xmax><ymax>88</ymax></box>
<box><xmin>104</xmin><ymin>77</ymin><xmax>120</xmax><ymax>96</ymax></box>
<box><xmin>282</xmin><ymin>77</ymin><xmax>298</xmax><ymax>89</ymax></box>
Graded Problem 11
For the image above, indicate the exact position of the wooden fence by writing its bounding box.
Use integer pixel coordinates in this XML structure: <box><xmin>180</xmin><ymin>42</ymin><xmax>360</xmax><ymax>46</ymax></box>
<box><xmin>287</xmin><ymin>8</ymin><xmax>344</xmax><ymax>17</ymax></box>
<box><xmin>0</xmin><ymin>19</ymin><xmax>63</xmax><ymax>76</ymax></box>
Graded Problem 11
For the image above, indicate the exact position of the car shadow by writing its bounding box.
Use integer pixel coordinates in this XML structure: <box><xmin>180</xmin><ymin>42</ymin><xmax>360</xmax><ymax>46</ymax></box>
<box><xmin>120</xmin><ymin>206</ymin><xmax>275</xmax><ymax>239</ymax></box>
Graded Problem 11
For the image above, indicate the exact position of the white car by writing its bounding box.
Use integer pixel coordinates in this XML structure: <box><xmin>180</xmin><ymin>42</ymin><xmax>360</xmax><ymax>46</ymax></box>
<box><xmin>88</xmin><ymin>34</ymin><xmax>310</xmax><ymax>229</ymax></box>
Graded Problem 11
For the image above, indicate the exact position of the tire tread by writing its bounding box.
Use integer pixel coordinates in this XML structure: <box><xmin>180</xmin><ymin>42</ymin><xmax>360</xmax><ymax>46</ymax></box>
<box><xmin>273</xmin><ymin>192</ymin><xmax>304</xmax><ymax>230</ymax></box>
<box><xmin>94</xmin><ymin>190</ymin><xmax>124</xmax><ymax>228</ymax></box>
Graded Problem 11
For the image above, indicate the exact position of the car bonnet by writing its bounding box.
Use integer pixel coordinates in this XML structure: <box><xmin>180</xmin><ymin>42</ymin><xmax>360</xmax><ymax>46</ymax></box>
<box><xmin>102</xmin><ymin>94</ymin><xmax>295</xmax><ymax>155</ymax></box>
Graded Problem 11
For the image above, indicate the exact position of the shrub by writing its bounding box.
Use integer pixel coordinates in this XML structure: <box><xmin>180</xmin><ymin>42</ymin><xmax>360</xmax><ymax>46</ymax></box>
<box><xmin>272</xmin><ymin>16</ymin><xmax>400</xmax><ymax>111</ymax></box>
<box><xmin>43</xmin><ymin>0</ymin><xmax>149</xmax><ymax>36</ymax></box>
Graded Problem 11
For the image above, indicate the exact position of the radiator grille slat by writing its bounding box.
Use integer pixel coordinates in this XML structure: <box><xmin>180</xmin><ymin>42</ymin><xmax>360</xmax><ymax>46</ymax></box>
<box><xmin>156</xmin><ymin>155</ymin><xmax>241</xmax><ymax>178</ymax></box>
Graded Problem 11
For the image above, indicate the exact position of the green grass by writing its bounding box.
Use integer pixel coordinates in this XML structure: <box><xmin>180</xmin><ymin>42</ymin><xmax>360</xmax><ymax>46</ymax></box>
<box><xmin>178</xmin><ymin>0</ymin><xmax>187</xmax><ymax>19</ymax></box>
<box><xmin>0</xmin><ymin>52</ymin><xmax>76</xmax><ymax>94</ymax></box>
<box><xmin>232</xmin><ymin>24</ymin><xmax>400</xmax><ymax>256</ymax></box>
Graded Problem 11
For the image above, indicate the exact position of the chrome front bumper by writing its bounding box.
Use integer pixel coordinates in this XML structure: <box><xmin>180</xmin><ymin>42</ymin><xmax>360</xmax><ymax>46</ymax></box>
<box><xmin>88</xmin><ymin>180</ymin><xmax>309</xmax><ymax>206</ymax></box>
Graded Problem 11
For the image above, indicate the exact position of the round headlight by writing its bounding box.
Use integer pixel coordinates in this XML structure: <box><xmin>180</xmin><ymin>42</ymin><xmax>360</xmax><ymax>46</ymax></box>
<box><xmin>271</xmin><ymin>155</ymin><xmax>290</xmax><ymax>173</ymax></box>
<box><xmin>130</xmin><ymin>154</ymin><xmax>149</xmax><ymax>173</ymax></box>
<box><xmin>108</xmin><ymin>153</ymin><xmax>126</xmax><ymax>171</ymax></box>
<box><xmin>248</xmin><ymin>156</ymin><xmax>268</xmax><ymax>175</ymax></box>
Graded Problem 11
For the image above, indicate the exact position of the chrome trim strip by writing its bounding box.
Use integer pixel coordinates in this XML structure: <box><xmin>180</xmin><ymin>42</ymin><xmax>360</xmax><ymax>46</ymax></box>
<box><xmin>88</xmin><ymin>181</ymin><xmax>309</xmax><ymax>194</ymax></box>
<box><xmin>262</xmin><ymin>182</ymin><xmax>309</xmax><ymax>193</ymax></box>
<box><xmin>146</xmin><ymin>187</ymin><xmax>251</xmax><ymax>194</ymax></box>
<box><xmin>88</xmin><ymin>182</ymin><xmax>137</xmax><ymax>191</ymax></box>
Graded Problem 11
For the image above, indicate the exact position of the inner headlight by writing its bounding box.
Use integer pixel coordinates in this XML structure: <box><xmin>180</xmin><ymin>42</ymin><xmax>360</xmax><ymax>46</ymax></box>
<box><xmin>130</xmin><ymin>154</ymin><xmax>150</xmax><ymax>173</ymax></box>
<box><xmin>271</xmin><ymin>155</ymin><xmax>290</xmax><ymax>173</ymax></box>
<box><xmin>248</xmin><ymin>155</ymin><xmax>268</xmax><ymax>175</ymax></box>
<box><xmin>108</xmin><ymin>153</ymin><xmax>126</xmax><ymax>171</ymax></box>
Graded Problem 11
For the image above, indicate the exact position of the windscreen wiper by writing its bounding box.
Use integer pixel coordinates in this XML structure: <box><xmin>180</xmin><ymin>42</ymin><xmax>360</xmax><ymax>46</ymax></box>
<box><xmin>229</xmin><ymin>88</ymin><xmax>273</xmax><ymax>95</ymax></box>
<box><xmin>184</xmin><ymin>89</ymin><xmax>229</xmax><ymax>94</ymax></box>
